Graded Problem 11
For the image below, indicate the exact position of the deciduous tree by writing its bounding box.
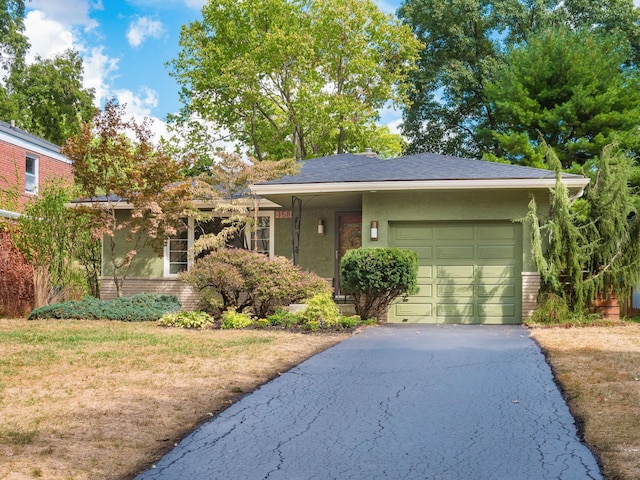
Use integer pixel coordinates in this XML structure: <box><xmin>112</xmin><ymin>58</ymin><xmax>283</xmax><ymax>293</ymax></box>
<box><xmin>63</xmin><ymin>100</ymin><xmax>192</xmax><ymax>297</ymax></box>
<box><xmin>170</xmin><ymin>0</ymin><xmax>421</xmax><ymax>160</ymax></box>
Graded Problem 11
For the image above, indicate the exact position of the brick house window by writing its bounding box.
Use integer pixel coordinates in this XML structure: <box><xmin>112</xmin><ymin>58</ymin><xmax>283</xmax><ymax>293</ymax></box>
<box><xmin>25</xmin><ymin>155</ymin><xmax>38</xmax><ymax>194</ymax></box>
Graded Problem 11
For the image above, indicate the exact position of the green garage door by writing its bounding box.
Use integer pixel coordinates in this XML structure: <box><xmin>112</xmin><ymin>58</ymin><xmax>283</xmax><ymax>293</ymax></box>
<box><xmin>388</xmin><ymin>222</ymin><xmax>522</xmax><ymax>324</ymax></box>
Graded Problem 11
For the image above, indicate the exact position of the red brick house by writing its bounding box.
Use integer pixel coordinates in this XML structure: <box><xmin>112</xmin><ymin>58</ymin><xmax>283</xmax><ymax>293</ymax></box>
<box><xmin>0</xmin><ymin>120</ymin><xmax>73</xmax><ymax>212</ymax></box>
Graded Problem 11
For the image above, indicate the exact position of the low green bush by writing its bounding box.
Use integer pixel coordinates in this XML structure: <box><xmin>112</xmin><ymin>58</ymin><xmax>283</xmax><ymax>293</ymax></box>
<box><xmin>158</xmin><ymin>311</ymin><xmax>213</xmax><ymax>329</ymax></box>
<box><xmin>340</xmin><ymin>247</ymin><xmax>418</xmax><ymax>321</ymax></box>
<box><xmin>297</xmin><ymin>292</ymin><xmax>340</xmax><ymax>328</ymax></box>
<box><xmin>266</xmin><ymin>307</ymin><xmax>299</xmax><ymax>328</ymax></box>
<box><xmin>221</xmin><ymin>308</ymin><xmax>254</xmax><ymax>329</ymax></box>
<box><xmin>28</xmin><ymin>293</ymin><xmax>181</xmax><ymax>321</ymax></box>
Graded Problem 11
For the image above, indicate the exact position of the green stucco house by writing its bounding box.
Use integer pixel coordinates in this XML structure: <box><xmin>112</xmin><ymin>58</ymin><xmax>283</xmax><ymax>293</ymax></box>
<box><xmin>101</xmin><ymin>152</ymin><xmax>589</xmax><ymax>324</ymax></box>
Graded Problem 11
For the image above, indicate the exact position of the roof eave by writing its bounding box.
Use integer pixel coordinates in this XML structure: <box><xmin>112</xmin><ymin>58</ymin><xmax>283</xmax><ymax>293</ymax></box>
<box><xmin>251</xmin><ymin>177</ymin><xmax>590</xmax><ymax>195</ymax></box>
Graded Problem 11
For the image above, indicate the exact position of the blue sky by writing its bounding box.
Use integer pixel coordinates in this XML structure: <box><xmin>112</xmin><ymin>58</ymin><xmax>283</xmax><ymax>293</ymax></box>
<box><xmin>24</xmin><ymin>0</ymin><xmax>403</xmax><ymax>142</ymax></box>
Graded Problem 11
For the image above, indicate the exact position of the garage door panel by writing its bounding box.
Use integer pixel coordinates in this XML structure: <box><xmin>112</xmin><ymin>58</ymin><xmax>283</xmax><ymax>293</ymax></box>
<box><xmin>417</xmin><ymin>265</ymin><xmax>433</xmax><ymax>280</ymax></box>
<box><xmin>413</xmin><ymin>247</ymin><xmax>433</xmax><ymax>260</ymax></box>
<box><xmin>477</xmin><ymin>265</ymin><xmax>515</xmax><ymax>279</ymax></box>
<box><xmin>437</xmin><ymin>226</ymin><xmax>474</xmax><ymax>240</ymax></box>
<box><xmin>437</xmin><ymin>246</ymin><xmax>474</xmax><ymax>259</ymax></box>
<box><xmin>437</xmin><ymin>265</ymin><xmax>474</xmax><ymax>278</ymax></box>
<box><xmin>478</xmin><ymin>245</ymin><xmax>516</xmax><ymax>260</ymax></box>
<box><xmin>478</xmin><ymin>283</ymin><xmax>516</xmax><ymax>298</ymax></box>
<box><xmin>437</xmin><ymin>284</ymin><xmax>474</xmax><ymax>298</ymax></box>
<box><xmin>478</xmin><ymin>303</ymin><xmax>516</xmax><ymax>317</ymax></box>
<box><xmin>478</xmin><ymin>225</ymin><xmax>516</xmax><ymax>240</ymax></box>
<box><xmin>393</xmin><ymin>225</ymin><xmax>433</xmax><ymax>242</ymax></box>
<box><xmin>395</xmin><ymin>303</ymin><xmax>433</xmax><ymax>317</ymax></box>
<box><xmin>437</xmin><ymin>303</ymin><xmax>474</xmax><ymax>317</ymax></box>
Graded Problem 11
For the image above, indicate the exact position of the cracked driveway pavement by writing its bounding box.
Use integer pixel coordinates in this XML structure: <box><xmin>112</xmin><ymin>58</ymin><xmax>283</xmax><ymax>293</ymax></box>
<box><xmin>136</xmin><ymin>325</ymin><xmax>602</xmax><ymax>480</ymax></box>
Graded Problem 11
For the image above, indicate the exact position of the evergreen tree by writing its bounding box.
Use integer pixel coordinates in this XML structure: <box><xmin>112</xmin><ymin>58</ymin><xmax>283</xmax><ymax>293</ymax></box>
<box><xmin>523</xmin><ymin>143</ymin><xmax>640</xmax><ymax>315</ymax></box>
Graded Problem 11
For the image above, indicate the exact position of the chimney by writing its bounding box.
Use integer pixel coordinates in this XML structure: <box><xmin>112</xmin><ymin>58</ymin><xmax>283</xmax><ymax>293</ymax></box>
<box><xmin>10</xmin><ymin>119</ymin><xmax>15</xmax><ymax>128</ymax></box>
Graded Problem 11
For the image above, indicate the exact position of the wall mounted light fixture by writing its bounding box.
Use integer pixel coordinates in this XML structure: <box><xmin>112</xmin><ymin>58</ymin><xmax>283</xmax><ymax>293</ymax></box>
<box><xmin>317</xmin><ymin>218</ymin><xmax>325</xmax><ymax>236</ymax></box>
<box><xmin>370</xmin><ymin>220</ymin><xmax>378</xmax><ymax>241</ymax></box>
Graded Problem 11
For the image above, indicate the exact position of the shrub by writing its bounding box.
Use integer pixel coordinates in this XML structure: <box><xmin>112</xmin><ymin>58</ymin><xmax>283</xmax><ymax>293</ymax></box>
<box><xmin>297</xmin><ymin>292</ymin><xmax>340</xmax><ymax>328</ymax></box>
<box><xmin>180</xmin><ymin>249</ymin><xmax>330</xmax><ymax>317</ymax></box>
<box><xmin>158</xmin><ymin>311</ymin><xmax>213</xmax><ymax>329</ymax></box>
<box><xmin>28</xmin><ymin>293</ymin><xmax>181</xmax><ymax>321</ymax></box>
<box><xmin>266</xmin><ymin>307</ymin><xmax>299</xmax><ymax>328</ymax></box>
<box><xmin>221</xmin><ymin>308</ymin><xmax>254</xmax><ymax>329</ymax></box>
<box><xmin>340</xmin><ymin>248</ymin><xmax>418</xmax><ymax>321</ymax></box>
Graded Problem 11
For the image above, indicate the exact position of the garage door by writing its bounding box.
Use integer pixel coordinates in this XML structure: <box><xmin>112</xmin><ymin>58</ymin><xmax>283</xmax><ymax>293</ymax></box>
<box><xmin>388</xmin><ymin>222</ymin><xmax>522</xmax><ymax>324</ymax></box>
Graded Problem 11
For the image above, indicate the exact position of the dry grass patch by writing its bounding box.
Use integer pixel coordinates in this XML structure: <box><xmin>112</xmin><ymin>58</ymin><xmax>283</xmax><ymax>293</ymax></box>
<box><xmin>0</xmin><ymin>319</ymin><xmax>350</xmax><ymax>480</ymax></box>
<box><xmin>531</xmin><ymin>324</ymin><xmax>640</xmax><ymax>480</ymax></box>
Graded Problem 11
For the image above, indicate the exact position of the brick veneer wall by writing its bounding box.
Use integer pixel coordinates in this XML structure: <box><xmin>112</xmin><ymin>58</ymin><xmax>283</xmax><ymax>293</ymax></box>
<box><xmin>0</xmin><ymin>137</ymin><xmax>72</xmax><ymax>212</ymax></box>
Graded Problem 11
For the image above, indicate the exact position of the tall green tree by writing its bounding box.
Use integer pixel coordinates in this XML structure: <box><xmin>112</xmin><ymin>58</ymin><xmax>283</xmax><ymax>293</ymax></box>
<box><xmin>169</xmin><ymin>0</ymin><xmax>421</xmax><ymax>161</ymax></box>
<box><xmin>0</xmin><ymin>0</ymin><xmax>28</xmax><ymax>76</ymax></box>
<box><xmin>62</xmin><ymin>100</ymin><xmax>192</xmax><ymax>297</ymax></box>
<box><xmin>398</xmin><ymin>0</ymin><xmax>640</xmax><ymax>159</ymax></box>
<box><xmin>8</xmin><ymin>50</ymin><xmax>96</xmax><ymax>145</ymax></box>
<box><xmin>486</xmin><ymin>28</ymin><xmax>640</xmax><ymax>169</ymax></box>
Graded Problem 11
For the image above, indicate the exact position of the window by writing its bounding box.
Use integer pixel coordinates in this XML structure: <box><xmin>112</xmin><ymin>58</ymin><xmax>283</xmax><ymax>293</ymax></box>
<box><xmin>25</xmin><ymin>155</ymin><xmax>38</xmax><ymax>194</ymax></box>
<box><xmin>163</xmin><ymin>212</ymin><xmax>274</xmax><ymax>277</ymax></box>
<box><xmin>167</xmin><ymin>227</ymin><xmax>188</xmax><ymax>275</ymax></box>
<box><xmin>249</xmin><ymin>216</ymin><xmax>270</xmax><ymax>255</ymax></box>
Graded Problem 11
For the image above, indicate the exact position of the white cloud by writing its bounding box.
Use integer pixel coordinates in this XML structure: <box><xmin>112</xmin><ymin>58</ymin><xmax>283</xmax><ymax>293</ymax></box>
<box><xmin>24</xmin><ymin>10</ymin><xmax>75</xmax><ymax>62</ymax></box>
<box><xmin>83</xmin><ymin>46</ymin><xmax>119</xmax><ymax>106</ymax></box>
<box><xmin>27</xmin><ymin>0</ymin><xmax>99</xmax><ymax>28</ymax></box>
<box><xmin>126</xmin><ymin>17</ymin><xmax>165</xmax><ymax>48</ymax></box>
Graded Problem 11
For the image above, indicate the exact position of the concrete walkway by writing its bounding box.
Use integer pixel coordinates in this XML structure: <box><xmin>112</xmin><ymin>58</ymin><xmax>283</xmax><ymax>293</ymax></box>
<box><xmin>136</xmin><ymin>325</ymin><xmax>602</xmax><ymax>480</ymax></box>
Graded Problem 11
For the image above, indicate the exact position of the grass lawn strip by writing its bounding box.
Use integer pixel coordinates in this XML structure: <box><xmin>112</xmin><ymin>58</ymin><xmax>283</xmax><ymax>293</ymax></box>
<box><xmin>0</xmin><ymin>319</ymin><xmax>349</xmax><ymax>480</ymax></box>
<box><xmin>531</xmin><ymin>324</ymin><xmax>640</xmax><ymax>480</ymax></box>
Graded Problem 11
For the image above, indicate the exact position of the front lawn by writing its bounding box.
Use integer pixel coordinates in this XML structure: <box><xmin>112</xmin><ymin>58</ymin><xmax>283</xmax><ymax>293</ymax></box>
<box><xmin>0</xmin><ymin>319</ymin><xmax>349</xmax><ymax>479</ymax></box>
<box><xmin>531</xmin><ymin>324</ymin><xmax>640</xmax><ymax>480</ymax></box>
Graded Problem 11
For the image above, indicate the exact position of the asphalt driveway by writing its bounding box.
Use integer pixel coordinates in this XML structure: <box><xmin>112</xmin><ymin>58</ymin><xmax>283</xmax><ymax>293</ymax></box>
<box><xmin>136</xmin><ymin>325</ymin><xmax>602</xmax><ymax>480</ymax></box>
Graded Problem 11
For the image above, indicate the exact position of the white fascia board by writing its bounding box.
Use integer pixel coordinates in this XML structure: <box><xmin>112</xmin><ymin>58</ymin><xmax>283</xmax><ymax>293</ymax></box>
<box><xmin>0</xmin><ymin>130</ymin><xmax>69</xmax><ymax>164</ymax></box>
<box><xmin>252</xmin><ymin>177</ymin><xmax>590</xmax><ymax>195</ymax></box>
<box><xmin>68</xmin><ymin>198</ymin><xmax>281</xmax><ymax>210</ymax></box>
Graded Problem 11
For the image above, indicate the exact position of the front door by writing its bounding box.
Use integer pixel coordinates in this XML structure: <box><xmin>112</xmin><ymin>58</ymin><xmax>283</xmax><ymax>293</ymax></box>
<box><xmin>335</xmin><ymin>212</ymin><xmax>362</xmax><ymax>294</ymax></box>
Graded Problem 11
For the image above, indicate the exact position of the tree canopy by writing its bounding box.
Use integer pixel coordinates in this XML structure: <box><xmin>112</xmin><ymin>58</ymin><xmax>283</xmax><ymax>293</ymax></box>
<box><xmin>398</xmin><ymin>0</ymin><xmax>640</xmax><ymax>162</ymax></box>
<box><xmin>486</xmin><ymin>28</ymin><xmax>640</xmax><ymax>169</ymax></box>
<box><xmin>170</xmin><ymin>0</ymin><xmax>421</xmax><ymax>161</ymax></box>
<box><xmin>0</xmin><ymin>3</ymin><xmax>95</xmax><ymax>146</ymax></box>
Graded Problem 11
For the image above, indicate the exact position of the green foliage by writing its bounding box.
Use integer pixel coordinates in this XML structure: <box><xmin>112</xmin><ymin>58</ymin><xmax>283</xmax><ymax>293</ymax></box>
<box><xmin>180</xmin><ymin>249</ymin><xmax>330</xmax><ymax>317</ymax></box>
<box><xmin>6</xmin><ymin>50</ymin><xmax>96</xmax><ymax>145</ymax></box>
<box><xmin>266</xmin><ymin>307</ymin><xmax>300</xmax><ymax>328</ymax></box>
<box><xmin>398</xmin><ymin>0</ymin><xmax>640</xmax><ymax>159</ymax></box>
<box><xmin>15</xmin><ymin>180</ymin><xmax>94</xmax><ymax>307</ymax></box>
<box><xmin>28</xmin><ymin>293</ymin><xmax>181</xmax><ymax>322</ymax></box>
<box><xmin>341</xmin><ymin>247</ymin><xmax>418</xmax><ymax>321</ymax></box>
<box><xmin>221</xmin><ymin>308</ymin><xmax>254</xmax><ymax>329</ymax></box>
<box><xmin>522</xmin><ymin>143</ymin><xmax>640</xmax><ymax>315</ymax></box>
<box><xmin>297</xmin><ymin>292</ymin><xmax>341</xmax><ymax>328</ymax></box>
<box><xmin>157</xmin><ymin>311</ymin><xmax>213</xmax><ymax>329</ymax></box>
<box><xmin>170</xmin><ymin>0</ymin><xmax>420</xmax><ymax>160</ymax></box>
<box><xmin>488</xmin><ymin>28</ymin><xmax>640</xmax><ymax>168</ymax></box>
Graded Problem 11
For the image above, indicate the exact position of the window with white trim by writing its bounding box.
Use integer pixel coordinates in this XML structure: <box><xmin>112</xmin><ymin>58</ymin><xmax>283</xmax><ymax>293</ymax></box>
<box><xmin>25</xmin><ymin>155</ymin><xmax>38</xmax><ymax>194</ymax></box>
<box><xmin>164</xmin><ymin>212</ymin><xmax>274</xmax><ymax>277</ymax></box>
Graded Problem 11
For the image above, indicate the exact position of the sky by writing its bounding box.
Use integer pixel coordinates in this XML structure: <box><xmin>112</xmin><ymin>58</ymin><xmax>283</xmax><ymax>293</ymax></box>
<box><xmin>23</xmin><ymin>0</ymin><xmax>403</xmax><ymax>143</ymax></box>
